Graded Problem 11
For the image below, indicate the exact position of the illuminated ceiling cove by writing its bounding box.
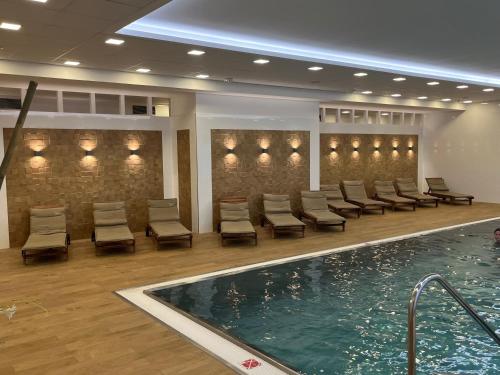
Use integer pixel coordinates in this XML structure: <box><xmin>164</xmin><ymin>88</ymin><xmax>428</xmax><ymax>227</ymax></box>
<box><xmin>119</xmin><ymin>0</ymin><xmax>500</xmax><ymax>87</ymax></box>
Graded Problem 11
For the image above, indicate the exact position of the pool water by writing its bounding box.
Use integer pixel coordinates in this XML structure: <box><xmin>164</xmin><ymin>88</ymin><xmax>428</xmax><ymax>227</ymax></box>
<box><xmin>151</xmin><ymin>221</ymin><xmax>500</xmax><ymax>374</ymax></box>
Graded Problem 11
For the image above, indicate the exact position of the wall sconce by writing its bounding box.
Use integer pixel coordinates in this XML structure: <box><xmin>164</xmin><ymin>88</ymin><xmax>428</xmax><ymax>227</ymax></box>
<box><xmin>130</xmin><ymin>149</ymin><xmax>139</xmax><ymax>156</ymax></box>
<box><xmin>393</xmin><ymin>146</ymin><xmax>399</xmax><ymax>151</ymax></box>
<box><xmin>330</xmin><ymin>146</ymin><xmax>336</xmax><ymax>152</ymax></box>
<box><xmin>292</xmin><ymin>147</ymin><xmax>299</xmax><ymax>153</ymax></box>
<box><xmin>353</xmin><ymin>147</ymin><xmax>359</xmax><ymax>152</ymax></box>
<box><xmin>374</xmin><ymin>146</ymin><xmax>380</xmax><ymax>152</ymax></box>
<box><xmin>33</xmin><ymin>150</ymin><xmax>44</xmax><ymax>157</ymax></box>
<box><xmin>226</xmin><ymin>148</ymin><xmax>235</xmax><ymax>154</ymax></box>
<box><xmin>408</xmin><ymin>146</ymin><xmax>414</xmax><ymax>151</ymax></box>
<box><xmin>85</xmin><ymin>150</ymin><xmax>94</xmax><ymax>156</ymax></box>
<box><xmin>261</xmin><ymin>147</ymin><xmax>269</xmax><ymax>154</ymax></box>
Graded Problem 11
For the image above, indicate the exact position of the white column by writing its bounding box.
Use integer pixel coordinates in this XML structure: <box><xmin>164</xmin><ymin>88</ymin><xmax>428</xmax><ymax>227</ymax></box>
<box><xmin>57</xmin><ymin>91</ymin><xmax>64</xmax><ymax>112</ymax></box>
<box><xmin>0</xmin><ymin>129</ymin><xmax>10</xmax><ymax>249</ymax></box>
<box><xmin>90</xmin><ymin>93</ymin><xmax>96</xmax><ymax>114</ymax></box>
<box><xmin>310</xmin><ymin>120</ymin><xmax>320</xmax><ymax>190</ymax></box>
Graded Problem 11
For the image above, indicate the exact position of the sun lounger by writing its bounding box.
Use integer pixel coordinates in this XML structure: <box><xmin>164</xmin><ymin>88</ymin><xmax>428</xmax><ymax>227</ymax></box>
<box><xmin>320</xmin><ymin>184</ymin><xmax>362</xmax><ymax>218</ymax></box>
<box><xmin>262</xmin><ymin>194</ymin><xmax>305</xmax><ymax>238</ymax></box>
<box><xmin>21</xmin><ymin>207</ymin><xmax>70</xmax><ymax>264</ymax></box>
<box><xmin>92</xmin><ymin>201</ymin><xmax>135</xmax><ymax>254</ymax></box>
<box><xmin>300</xmin><ymin>191</ymin><xmax>346</xmax><ymax>231</ymax></box>
<box><xmin>146</xmin><ymin>199</ymin><xmax>192</xmax><ymax>249</ymax></box>
<box><xmin>218</xmin><ymin>197</ymin><xmax>257</xmax><ymax>246</ymax></box>
<box><xmin>342</xmin><ymin>180</ymin><xmax>389</xmax><ymax>214</ymax></box>
<box><xmin>373</xmin><ymin>181</ymin><xmax>416</xmax><ymax>211</ymax></box>
<box><xmin>425</xmin><ymin>177</ymin><xmax>474</xmax><ymax>205</ymax></box>
<box><xmin>395</xmin><ymin>178</ymin><xmax>439</xmax><ymax>207</ymax></box>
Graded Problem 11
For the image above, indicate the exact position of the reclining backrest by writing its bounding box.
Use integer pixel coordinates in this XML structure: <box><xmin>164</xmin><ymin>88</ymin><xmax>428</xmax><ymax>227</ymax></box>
<box><xmin>342</xmin><ymin>180</ymin><xmax>368</xmax><ymax>200</ymax></box>
<box><xmin>396</xmin><ymin>178</ymin><xmax>418</xmax><ymax>194</ymax></box>
<box><xmin>374</xmin><ymin>181</ymin><xmax>397</xmax><ymax>197</ymax></box>
<box><xmin>426</xmin><ymin>177</ymin><xmax>449</xmax><ymax>192</ymax></box>
<box><xmin>320</xmin><ymin>184</ymin><xmax>344</xmax><ymax>201</ymax></box>
<box><xmin>220</xmin><ymin>201</ymin><xmax>250</xmax><ymax>222</ymax></box>
<box><xmin>148</xmin><ymin>199</ymin><xmax>180</xmax><ymax>222</ymax></box>
<box><xmin>30</xmin><ymin>207</ymin><xmax>66</xmax><ymax>235</ymax></box>
<box><xmin>93</xmin><ymin>201</ymin><xmax>127</xmax><ymax>227</ymax></box>
<box><xmin>301</xmin><ymin>191</ymin><xmax>329</xmax><ymax>211</ymax></box>
<box><xmin>263</xmin><ymin>194</ymin><xmax>292</xmax><ymax>214</ymax></box>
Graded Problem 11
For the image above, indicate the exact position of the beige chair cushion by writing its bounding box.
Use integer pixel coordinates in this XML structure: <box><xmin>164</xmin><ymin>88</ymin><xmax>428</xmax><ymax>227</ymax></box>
<box><xmin>95</xmin><ymin>225</ymin><xmax>133</xmax><ymax>243</ymax></box>
<box><xmin>148</xmin><ymin>199</ymin><xmax>180</xmax><ymax>222</ymax></box>
<box><xmin>265</xmin><ymin>213</ymin><xmax>305</xmax><ymax>227</ymax></box>
<box><xmin>343</xmin><ymin>180</ymin><xmax>369</xmax><ymax>200</ymax></box>
<box><xmin>304</xmin><ymin>210</ymin><xmax>345</xmax><ymax>224</ymax></box>
<box><xmin>353</xmin><ymin>198</ymin><xmax>390</xmax><ymax>207</ymax></box>
<box><xmin>400</xmin><ymin>192</ymin><xmax>437</xmax><ymax>201</ymax></box>
<box><xmin>426</xmin><ymin>178</ymin><xmax>449</xmax><ymax>191</ymax></box>
<box><xmin>22</xmin><ymin>232</ymin><xmax>67</xmax><ymax>251</ymax></box>
<box><xmin>327</xmin><ymin>200</ymin><xmax>360</xmax><ymax>210</ymax></box>
<box><xmin>320</xmin><ymin>184</ymin><xmax>344</xmax><ymax>200</ymax></box>
<box><xmin>374</xmin><ymin>181</ymin><xmax>397</xmax><ymax>197</ymax></box>
<box><xmin>30</xmin><ymin>207</ymin><xmax>66</xmax><ymax>235</ymax></box>
<box><xmin>396</xmin><ymin>178</ymin><xmax>419</xmax><ymax>194</ymax></box>
<box><xmin>221</xmin><ymin>221</ymin><xmax>255</xmax><ymax>234</ymax></box>
<box><xmin>220</xmin><ymin>202</ymin><xmax>250</xmax><ymax>221</ymax></box>
<box><xmin>301</xmin><ymin>191</ymin><xmax>329</xmax><ymax>211</ymax></box>
<box><xmin>93</xmin><ymin>209</ymin><xmax>128</xmax><ymax>226</ymax></box>
<box><xmin>150</xmin><ymin>221</ymin><xmax>191</xmax><ymax>237</ymax></box>
<box><xmin>263</xmin><ymin>194</ymin><xmax>292</xmax><ymax>214</ymax></box>
<box><xmin>93</xmin><ymin>201</ymin><xmax>125</xmax><ymax>211</ymax></box>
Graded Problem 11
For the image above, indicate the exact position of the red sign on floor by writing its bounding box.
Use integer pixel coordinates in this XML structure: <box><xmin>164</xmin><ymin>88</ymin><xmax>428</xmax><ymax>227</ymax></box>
<box><xmin>241</xmin><ymin>358</ymin><xmax>262</xmax><ymax>369</ymax></box>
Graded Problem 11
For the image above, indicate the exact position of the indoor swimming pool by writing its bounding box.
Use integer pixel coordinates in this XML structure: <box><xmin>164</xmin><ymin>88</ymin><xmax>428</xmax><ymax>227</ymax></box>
<box><xmin>122</xmin><ymin>219</ymin><xmax>500</xmax><ymax>374</ymax></box>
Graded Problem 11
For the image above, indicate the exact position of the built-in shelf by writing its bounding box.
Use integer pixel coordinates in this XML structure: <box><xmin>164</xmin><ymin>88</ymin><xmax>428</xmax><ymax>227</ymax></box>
<box><xmin>320</xmin><ymin>106</ymin><xmax>425</xmax><ymax>126</ymax></box>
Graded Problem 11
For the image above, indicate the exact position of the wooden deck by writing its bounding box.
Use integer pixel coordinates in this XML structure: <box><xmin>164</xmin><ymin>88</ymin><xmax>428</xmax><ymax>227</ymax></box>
<box><xmin>0</xmin><ymin>202</ymin><xmax>499</xmax><ymax>374</ymax></box>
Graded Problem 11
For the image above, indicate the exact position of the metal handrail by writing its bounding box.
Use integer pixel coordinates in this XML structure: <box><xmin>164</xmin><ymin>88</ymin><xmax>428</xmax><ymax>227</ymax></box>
<box><xmin>407</xmin><ymin>273</ymin><xmax>500</xmax><ymax>375</ymax></box>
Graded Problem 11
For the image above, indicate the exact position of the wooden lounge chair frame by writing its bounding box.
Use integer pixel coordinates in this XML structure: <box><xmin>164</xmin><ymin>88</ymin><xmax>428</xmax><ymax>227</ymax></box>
<box><xmin>425</xmin><ymin>177</ymin><xmax>474</xmax><ymax>205</ymax></box>
<box><xmin>342</xmin><ymin>181</ymin><xmax>387</xmax><ymax>215</ymax></box>
<box><xmin>145</xmin><ymin>199</ymin><xmax>192</xmax><ymax>249</ymax></box>
<box><xmin>92</xmin><ymin>202</ymin><xmax>135</xmax><ymax>254</ymax></box>
<box><xmin>300</xmin><ymin>191</ymin><xmax>346</xmax><ymax>232</ymax></box>
<box><xmin>395</xmin><ymin>178</ymin><xmax>439</xmax><ymax>207</ymax></box>
<box><xmin>373</xmin><ymin>181</ymin><xmax>416</xmax><ymax>211</ymax></box>
<box><xmin>21</xmin><ymin>206</ymin><xmax>71</xmax><ymax>265</ymax></box>
<box><xmin>218</xmin><ymin>197</ymin><xmax>257</xmax><ymax>246</ymax></box>
<box><xmin>320</xmin><ymin>184</ymin><xmax>362</xmax><ymax>218</ymax></box>
<box><xmin>261</xmin><ymin>194</ymin><xmax>305</xmax><ymax>238</ymax></box>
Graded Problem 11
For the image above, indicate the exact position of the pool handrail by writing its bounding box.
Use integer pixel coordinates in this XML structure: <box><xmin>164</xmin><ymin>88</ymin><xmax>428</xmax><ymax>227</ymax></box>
<box><xmin>407</xmin><ymin>273</ymin><xmax>500</xmax><ymax>375</ymax></box>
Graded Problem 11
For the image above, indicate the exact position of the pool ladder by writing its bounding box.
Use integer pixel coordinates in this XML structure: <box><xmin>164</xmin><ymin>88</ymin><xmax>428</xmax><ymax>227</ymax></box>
<box><xmin>407</xmin><ymin>273</ymin><xmax>500</xmax><ymax>375</ymax></box>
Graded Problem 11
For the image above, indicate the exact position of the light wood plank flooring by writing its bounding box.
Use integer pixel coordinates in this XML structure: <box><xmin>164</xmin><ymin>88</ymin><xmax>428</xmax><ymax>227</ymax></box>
<box><xmin>0</xmin><ymin>202</ymin><xmax>499</xmax><ymax>374</ymax></box>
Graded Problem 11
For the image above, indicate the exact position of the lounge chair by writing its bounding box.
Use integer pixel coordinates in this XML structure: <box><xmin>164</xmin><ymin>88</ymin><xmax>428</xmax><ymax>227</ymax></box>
<box><xmin>320</xmin><ymin>184</ymin><xmax>362</xmax><ymax>218</ymax></box>
<box><xmin>395</xmin><ymin>178</ymin><xmax>439</xmax><ymax>207</ymax></box>
<box><xmin>21</xmin><ymin>207</ymin><xmax>70</xmax><ymax>264</ymax></box>
<box><xmin>300</xmin><ymin>191</ymin><xmax>346</xmax><ymax>231</ymax></box>
<box><xmin>425</xmin><ymin>177</ymin><xmax>474</xmax><ymax>205</ymax></box>
<box><xmin>146</xmin><ymin>199</ymin><xmax>192</xmax><ymax>249</ymax></box>
<box><xmin>342</xmin><ymin>180</ymin><xmax>389</xmax><ymax>214</ymax></box>
<box><xmin>92</xmin><ymin>201</ymin><xmax>135</xmax><ymax>254</ymax></box>
<box><xmin>262</xmin><ymin>194</ymin><xmax>306</xmax><ymax>238</ymax></box>
<box><xmin>218</xmin><ymin>197</ymin><xmax>257</xmax><ymax>246</ymax></box>
<box><xmin>373</xmin><ymin>181</ymin><xmax>416</xmax><ymax>211</ymax></box>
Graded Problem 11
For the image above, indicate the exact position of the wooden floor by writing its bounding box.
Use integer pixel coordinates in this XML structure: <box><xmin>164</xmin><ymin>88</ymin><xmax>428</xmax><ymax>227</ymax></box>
<box><xmin>0</xmin><ymin>202</ymin><xmax>499</xmax><ymax>375</ymax></box>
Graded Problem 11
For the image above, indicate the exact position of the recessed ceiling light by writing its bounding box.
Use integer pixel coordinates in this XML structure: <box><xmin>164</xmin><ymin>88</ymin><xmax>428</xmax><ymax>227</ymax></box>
<box><xmin>31</xmin><ymin>0</ymin><xmax>48</xmax><ymax>2</ymax></box>
<box><xmin>341</xmin><ymin>110</ymin><xmax>351</xmax><ymax>114</ymax></box>
<box><xmin>188</xmin><ymin>49</ymin><xmax>205</xmax><ymax>56</ymax></box>
<box><xmin>456</xmin><ymin>85</ymin><xmax>468</xmax><ymax>89</ymax></box>
<box><xmin>196</xmin><ymin>74</ymin><xmax>210</xmax><ymax>79</ymax></box>
<box><xmin>463</xmin><ymin>100</ymin><xmax>472</xmax><ymax>104</ymax></box>
<box><xmin>64</xmin><ymin>60</ymin><xmax>80</xmax><ymax>66</ymax></box>
<box><xmin>361</xmin><ymin>90</ymin><xmax>373</xmax><ymax>94</ymax></box>
<box><xmin>0</xmin><ymin>22</ymin><xmax>21</xmax><ymax>31</ymax></box>
<box><xmin>136</xmin><ymin>68</ymin><xmax>151</xmax><ymax>73</ymax></box>
<box><xmin>481</xmin><ymin>102</ymin><xmax>489</xmax><ymax>105</ymax></box>
<box><xmin>427</xmin><ymin>81</ymin><xmax>440</xmax><ymax>86</ymax></box>
<box><xmin>417</xmin><ymin>96</ymin><xmax>428</xmax><ymax>100</ymax></box>
<box><xmin>253</xmin><ymin>59</ymin><xmax>269</xmax><ymax>64</ymax></box>
<box><xmin>354</xmin><ymin>72</ymin><xmax>368</xmax><ymax>77</ymax></box>
<box><xmin>105</xmin><ymin>38</ymin><xmax>125</xmax><ymax>45</ymax></box>
<box><xmin>393</xmin><ymin>77</ymin><xmax>406</xmax><ymax>82</ymax></box>
<box><xmin>391</xmin><ymin>93</ymin><xmax>402</xmax><ymax>97</ymax></box>
<box><xmin>381</xmin><ymin>112</ymin><xmax>390</xmax><ymax>116</ymax></box>
<box><xmin>308</xmin><ymin>66</ymin><xmax>323</xmax><ymax>71</ymax></box>
<box><xmin>441</xmin><ymin>98</ymin><xmax>452</xmax><ymax>102</ymax></box>
<box><xmin>482</xmin><ymin>88</ymin><xmax>495</xmax><ymax>92</ymax></box>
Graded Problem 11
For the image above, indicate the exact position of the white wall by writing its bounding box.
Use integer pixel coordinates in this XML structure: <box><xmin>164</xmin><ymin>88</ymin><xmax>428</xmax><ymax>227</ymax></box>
<box><xmin>423</xmin><ymin>105</ymin><xmax>500</xmax><ymax>202</ymax></box>
<box><xmin>0</xmin><ymin>111</ymin><xmax>171</xmax><ymax>249</ymax></box>
<box><xmin>195</xmin><ymin>93</ymin><xmax>320</xmax><ymax>233</ymax></box>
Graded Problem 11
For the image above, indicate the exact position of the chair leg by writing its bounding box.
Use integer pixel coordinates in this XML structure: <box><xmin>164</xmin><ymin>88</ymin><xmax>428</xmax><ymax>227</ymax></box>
<box><xmin>469</xmin><ymin>198</ymin><xmax>472</xmax><ymax>205</ymax></box>
<box><xmin>254</xmin><ymin>234</ymin><xmax>258</xmax><ymax>246</ymax></box>
<box><xmin>22</xmin><ymin>250</ymin><xmax>27</xmax><ymax>265</ymax></box>
<box><xmin>381</xmin><ymin>207</ymin><xmax>385</xmax><ymax>215</ymax></box>
<box><xmin>189</xmin><ymin>236</ymin><xmax>193</xmax><ymax>248</ymax></box>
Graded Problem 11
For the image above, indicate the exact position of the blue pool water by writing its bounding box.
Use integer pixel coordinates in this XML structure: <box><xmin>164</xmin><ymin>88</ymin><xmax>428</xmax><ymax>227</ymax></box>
<box><xmin>151</xmin><ymin>220</ymin><xmax>500</xmax><ymax>374</ymax></box>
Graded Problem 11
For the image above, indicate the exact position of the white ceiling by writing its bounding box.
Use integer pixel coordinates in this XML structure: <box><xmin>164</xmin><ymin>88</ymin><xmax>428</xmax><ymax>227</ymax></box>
<box><xmin>1</xmin><ymin>0</ymin><xmax>500</xmax><ymax>105</ymax></box>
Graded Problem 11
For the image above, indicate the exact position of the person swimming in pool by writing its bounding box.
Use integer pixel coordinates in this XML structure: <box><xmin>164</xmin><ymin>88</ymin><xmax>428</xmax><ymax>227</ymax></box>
<box><xmin>495</xmin><ymin>228</ymin><xmax>500</xmax><ymax>246</ymax></box>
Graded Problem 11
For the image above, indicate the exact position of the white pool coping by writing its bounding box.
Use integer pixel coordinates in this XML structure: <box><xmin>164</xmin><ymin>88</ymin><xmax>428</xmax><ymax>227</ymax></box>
<box><xmin>116</xmin><ymin>216</ymin><xmax>500</xmax><ymax>374</ymax></box>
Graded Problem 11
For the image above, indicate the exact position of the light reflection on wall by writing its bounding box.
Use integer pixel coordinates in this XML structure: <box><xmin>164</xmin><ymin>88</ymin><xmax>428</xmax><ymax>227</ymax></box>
<box><xmin>257</xmin><ymin>136</ymin><xmax>271</xmax><ymax>168</ymax></box>
<box><xmin>288</xmin><ymin>135</ymin><xmax>302</xmax><ymax>168</ymax></box>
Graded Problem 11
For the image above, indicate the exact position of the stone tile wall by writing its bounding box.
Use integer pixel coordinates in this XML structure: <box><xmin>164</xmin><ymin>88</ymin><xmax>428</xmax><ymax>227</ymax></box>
<box><xmin>4</xmin><ymin>129</ymin><xmax>163</xmax><ymax>247</ymax></box>
<box><xmin>211</xmin><ymin>129</ymin><xmax>310</xmax><ymax>229</ymax></box>
<box><xmin>176</xmin><ymin>129</ymin><xmax>192</xmax><ymax>230</ymax></box>
<box><xmin>320</xmin><ymin>133</ymin><xmax>418</xmax><ymax>196</ymax></box>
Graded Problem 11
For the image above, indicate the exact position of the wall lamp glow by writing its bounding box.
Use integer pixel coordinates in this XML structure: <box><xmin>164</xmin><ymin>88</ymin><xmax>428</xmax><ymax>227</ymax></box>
<box><xmin>85</xmin><ymin>150</ymin><xmax>94</xmax><ymax>156</ymax></box>
<box><xmin>33</xmin><ymin>150</ymin><xmax>43</xmax><ymax>157</ymax></box>
<box><xmin>130</xmin><ymin>149</ymin><xmax>139</xmax><ymax>155</ymax></box>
